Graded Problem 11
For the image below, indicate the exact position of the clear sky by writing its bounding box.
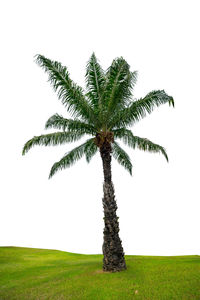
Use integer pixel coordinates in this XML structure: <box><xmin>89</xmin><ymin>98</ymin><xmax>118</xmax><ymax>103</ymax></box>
<box><xmin>1</xmin><ymin>0</ymin><xmax>199</xmax><ymax>255</ymax></box>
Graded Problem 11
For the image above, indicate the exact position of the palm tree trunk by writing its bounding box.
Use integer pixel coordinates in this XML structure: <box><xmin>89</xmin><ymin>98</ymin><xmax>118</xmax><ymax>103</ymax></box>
<box><xmin>100</xmin><ymin>141</ymin><xmax>126</xmax><ymax>272</ymax></box>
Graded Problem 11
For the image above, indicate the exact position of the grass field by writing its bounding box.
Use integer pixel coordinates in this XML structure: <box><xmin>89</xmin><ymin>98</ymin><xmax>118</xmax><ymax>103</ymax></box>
<box><xmin>0</xmin><ymin>247</ymin><xmax>199</xmax><ymax>300</ymax></box>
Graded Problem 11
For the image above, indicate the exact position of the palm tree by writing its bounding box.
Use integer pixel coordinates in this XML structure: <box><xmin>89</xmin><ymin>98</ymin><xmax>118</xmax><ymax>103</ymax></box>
<box><xmin>22</xmin><ymin>53</ymin><xmax>174</xmax><ymax>272</ymax></box>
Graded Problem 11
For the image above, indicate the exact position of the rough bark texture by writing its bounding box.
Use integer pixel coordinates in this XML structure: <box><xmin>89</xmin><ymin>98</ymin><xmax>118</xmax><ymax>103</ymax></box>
<box><xmin>100</xmin><ymin>140</ymin><xmax>126</xmax><ymax>272</ymax></box>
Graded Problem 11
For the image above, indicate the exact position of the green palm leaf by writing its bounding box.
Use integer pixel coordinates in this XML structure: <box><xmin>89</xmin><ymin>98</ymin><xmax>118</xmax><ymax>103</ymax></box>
<box><xmin>84</xmin><ymin>138</ymin><xmax>98</xmax><ymax>163</ymax></box>
<box><xmin>35</xmin><ymin>55</ymin><xmax>97</xmax><ymax>125</ymax></box>
<box><xmin>49</xmin><ymin>138</ymin><xmax>96</xmax><ymax>178</ymax></box>
<box><xmin>109</xmin><ymin>90</ymin><xmax>174</xmax><ymax>129</ymax></box>
<box><xmin>113</xmin><ymin>128</ymin><xmax>168</xmax><ymax>161</ymax></box>
<box><xmin>85</xmin><ymin>53</ymin><xmax>105</xmax><ymax>111</ymax></box>
<box><xmin>112</xmin><ymin>141</ymin><xmax>132</xmax><ymax>175</ymax></box>
<box><xmin>22</xmin><ymin>131</ymin><xmax>85</xmax><ymax>155</ymax></box>
<box><xmin>45</xmin><ymin>113</ymin><xmax>96</xmax><ymax>134</ymax></box>
<box><xmin>103</xmin><ymin>58</ymin><xmax>137</xmax><ymax>112</ymax></box>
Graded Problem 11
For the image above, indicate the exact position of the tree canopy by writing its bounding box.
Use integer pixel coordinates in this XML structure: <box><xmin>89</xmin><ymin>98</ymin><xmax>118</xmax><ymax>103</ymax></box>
<box><xmin>22</xmin><ymin>53</ymin><xmax>174</xmax><ymax>177</ymax></box>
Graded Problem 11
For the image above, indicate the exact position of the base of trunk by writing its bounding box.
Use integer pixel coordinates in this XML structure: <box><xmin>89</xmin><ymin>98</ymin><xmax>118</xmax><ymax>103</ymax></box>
<box><xmin>103</xmin><ymin>254</ymin><xmax>127</xmax><ymax>272</ymax></box>
<box><xmin>102</xmin><ymin>182</ymin><xmax>127</xmax><ymax>272</ymax></box>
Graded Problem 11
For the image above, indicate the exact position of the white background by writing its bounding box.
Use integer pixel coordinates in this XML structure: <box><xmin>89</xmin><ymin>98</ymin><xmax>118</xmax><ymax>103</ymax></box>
<box><xmin>1</xmin><ymin>0</ymin><xmax>199</xmax><ymax>255</ymax></box>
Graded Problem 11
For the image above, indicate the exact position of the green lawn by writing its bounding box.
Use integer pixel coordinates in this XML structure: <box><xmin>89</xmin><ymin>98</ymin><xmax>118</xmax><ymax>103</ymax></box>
<box><xmin>0</xmin><ymin>247</ymin><xmax>199</xmax><ymax>299</ymax></box>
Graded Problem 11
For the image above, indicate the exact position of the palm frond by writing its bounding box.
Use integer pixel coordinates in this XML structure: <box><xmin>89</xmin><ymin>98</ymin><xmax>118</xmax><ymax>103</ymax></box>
<box><xmin>45</xmin><ymin>113</ymin><xmax>96</xmax><ymax>134</ymax></box>
<box><xmin>84</xmin><ymin>138</ymin><xmax>98</xmax><ymax>163</ymax></box>
<box><xmin>112</xmin><ymin>141</ymin><xmax>132</xmax><ymax>175</ymax></box>
<box><xmin>113</xmin><ymin>128</ymin><xmax>168</xmax><ymax>161</ymax></box>
<box><xmin>49</xmin><ymin>138</ymin><xmax>95</xmax><ymax>178</ymax></box>
<box><xmin>22</xmin><ymin>131</ymin><xmax>85</xmax><ymax>155</ymax></box>
<box><xmin>35</xmin><ymin>55</ymin><xmax>97</xmax><ymax>125</ymax></box>
<box><xmin>103</xmin><ymin>58</ymin><xmax>137</xmax><ymax>112</ymax></box>
<box><xmin>109</xmin><ymin>90</ymin><xmax>174</xmax><ymax>129</ymax></box>
<box><xmin>85</xmin><ymin>53</ymin><xmax>105</xmax><ymax>111</ymax></box>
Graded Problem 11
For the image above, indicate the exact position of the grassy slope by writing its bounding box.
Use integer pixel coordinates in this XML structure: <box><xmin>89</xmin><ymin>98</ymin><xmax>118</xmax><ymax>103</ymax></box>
<box><xmin>0</xmin><ymin>247</ymin><xmax>199</xmax><ymax>300</ymax></box>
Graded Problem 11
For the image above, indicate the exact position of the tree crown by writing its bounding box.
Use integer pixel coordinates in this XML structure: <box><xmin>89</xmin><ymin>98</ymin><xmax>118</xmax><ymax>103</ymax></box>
<box><xmin>22</xmin><ymin>53</ymin><xmax>174</xmax><ymax>177</ymax></box>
